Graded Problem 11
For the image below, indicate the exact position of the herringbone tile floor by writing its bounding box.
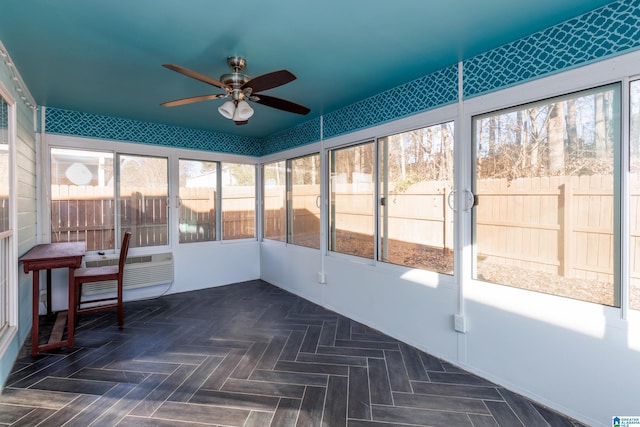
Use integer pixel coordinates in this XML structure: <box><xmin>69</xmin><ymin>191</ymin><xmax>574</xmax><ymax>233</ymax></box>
<box><xmin>1</xmin><ymin>280</ymin><xmax>585</xmax><ymax>426</ymax></box>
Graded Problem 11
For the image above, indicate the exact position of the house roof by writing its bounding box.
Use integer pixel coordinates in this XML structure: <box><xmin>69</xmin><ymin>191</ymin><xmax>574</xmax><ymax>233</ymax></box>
<box><xmin>0</xmin><ymin>0</ymin><xmax>617</xmax><ymax>138</ymax></box>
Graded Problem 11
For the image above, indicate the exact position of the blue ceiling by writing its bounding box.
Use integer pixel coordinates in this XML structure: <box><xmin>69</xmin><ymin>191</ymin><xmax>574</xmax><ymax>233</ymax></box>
<box><xmin>0</xmin><ymin>0</ymin><xmax>618</xmax><ymax>138</ymax></box>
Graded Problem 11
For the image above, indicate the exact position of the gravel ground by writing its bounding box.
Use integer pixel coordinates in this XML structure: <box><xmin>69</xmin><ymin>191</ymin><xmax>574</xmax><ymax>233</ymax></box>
<box><xmin>477</xmin><ymin>260</ymin><xmax>640</xmax><ymax>309</ymax></box>
<box><xmin>334</xmin><ymin>232</ymin><xmax>640</xmax><ymax>309</ymax></box>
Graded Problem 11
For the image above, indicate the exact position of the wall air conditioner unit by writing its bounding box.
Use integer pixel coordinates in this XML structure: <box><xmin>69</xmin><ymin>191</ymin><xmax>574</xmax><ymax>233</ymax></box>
<box><xmin>82</xmin><ymin>252</ymin><xmax>174</xmax><ymax>296</ymax></box>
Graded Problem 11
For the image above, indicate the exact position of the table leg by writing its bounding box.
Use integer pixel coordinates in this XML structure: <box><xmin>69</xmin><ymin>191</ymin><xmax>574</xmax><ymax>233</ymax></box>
<box><xmin>46</xmin><ymin>269</ymin><xmax>52</xmax><ymax>317</ymax></box>
<box><xmin>31</xmin><ymin>269</ymin><xmax>40</xmax><ymax>357</ymax></box>
<box><xmin>67</xmin><ymin>267</ymin><xmax>75</xmax><ymax>348</ymax></box>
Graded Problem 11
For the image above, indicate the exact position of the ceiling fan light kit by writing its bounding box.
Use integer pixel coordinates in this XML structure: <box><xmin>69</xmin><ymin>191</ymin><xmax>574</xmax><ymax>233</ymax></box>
<box><xmin>162</xmin><ymin>56</ymin><xmax>310</xmax><ymax>125</ymax></box>
<box><xmin>218</xmin><ymin>99</ymin><xmax>254</xmax><ymax>121</ymax></box>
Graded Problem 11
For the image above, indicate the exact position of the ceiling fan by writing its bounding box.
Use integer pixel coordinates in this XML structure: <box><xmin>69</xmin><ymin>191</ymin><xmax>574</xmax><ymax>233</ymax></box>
<box><xmin>161</xmin><ymin>56</ymin><xmax>311</xmax><ymax>125</ymax></box>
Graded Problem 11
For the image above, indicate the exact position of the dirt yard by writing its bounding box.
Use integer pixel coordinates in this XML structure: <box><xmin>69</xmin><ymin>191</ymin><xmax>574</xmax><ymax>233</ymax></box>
<box><xmin>334</xmin><ymin>231</ymin><xmax>640</xmax><ymax>310</ymax></box>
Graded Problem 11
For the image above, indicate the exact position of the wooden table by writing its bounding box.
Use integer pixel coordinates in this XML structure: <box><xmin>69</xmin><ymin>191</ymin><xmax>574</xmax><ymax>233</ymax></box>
<box><xmin>19</xmin><ymin>242</ymin><xmax>86</xmax><ymax>355</ymax></box>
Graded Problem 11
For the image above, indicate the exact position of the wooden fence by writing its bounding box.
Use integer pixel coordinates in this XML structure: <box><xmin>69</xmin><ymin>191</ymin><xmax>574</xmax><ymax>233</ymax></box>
<box><xmin>263</xmin><ymin>184</ymin><xmax>321</xmax><ymax>247</ymax></box>
<box><xmin>327</xmin><ymin>181</ymin><xmax>453</xmax><ymax>249</ymax></box>
<box><xmin>51</xmin><ymin>185</ymin><xmax>255</xmax><ymax>249</ymax></box>
<box><xmin>31</xmin><ymin>176</ymin><xmax>640</xmax><ymax>283</ymax></box>
<box><xmin>324</xmin><ymin>176</ymin><xmax>620</xmax><ymax>283</ymax></box>
<box><xmin>475</xmin><ymin>175</ymin><xmax>615</xmax><ymax>283</ymax></box>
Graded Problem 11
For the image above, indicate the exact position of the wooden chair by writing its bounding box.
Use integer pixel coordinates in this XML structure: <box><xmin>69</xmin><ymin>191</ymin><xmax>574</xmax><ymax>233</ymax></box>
<box><xmin>73</xmin><ymin>231</ymin><xmax>132</xmax><ymax>328</ymax></box>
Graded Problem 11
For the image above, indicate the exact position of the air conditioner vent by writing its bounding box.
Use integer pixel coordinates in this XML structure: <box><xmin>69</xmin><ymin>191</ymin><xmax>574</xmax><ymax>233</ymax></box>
<box><xmin>82</xmin><ymin>252</ymin><xmax>173</xmax><ymax>296</ymax></box>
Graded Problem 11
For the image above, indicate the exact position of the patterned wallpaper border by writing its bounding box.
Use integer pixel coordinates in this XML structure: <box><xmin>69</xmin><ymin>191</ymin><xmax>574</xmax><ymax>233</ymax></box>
<box><xmin>463</xmin><ymin>0</ymin><xmax>640</xmax><ymax>98</ymax></box>
<box><xmin>260</xmin><ymin>118</ymin><xmax>321</xmax><ymax>157</ymax></box>
<box><xmin>45</xmin><ymin>108</ymin><xmax>262</xmax><ymax>157</ymax></box>
<box><xmin>261</xmin><ymin>64</ymin><xmax>458</xmax><ymax>156</ymax></box>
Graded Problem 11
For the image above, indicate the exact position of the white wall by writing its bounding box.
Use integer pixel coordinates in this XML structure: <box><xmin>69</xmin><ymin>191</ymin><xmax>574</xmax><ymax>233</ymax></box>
<box><xmin>259</xmin><ymin>51</ymin><xmax>640</xmax><ymax>427</ymax></box>
<box><xmin>173</xmin><ymin>239</ymin><xmax>260</xmax><ymax>292</ymax></box>
<box><xmin>0</xmin><ymin>42</ymin><xmax>37</xmax><ymax>385</ymax></box>
<box><xmin>261</xmin><ymin>242</ymin><xmax>460</xmax><ymax>363</ymax></box>
<box><xmin>464</xmin><ymin>281</ymin><xmax>639</xmax><ymax>424</ymax></box>
<box><xmin>43</xmin><ymin>134</ymin><xmax>261</xmax><ymax>311</ymax></box>
<box><xmin>261</xmin><ymin>241</ymin><xmax>324</xmax><ymax>304</ymax></box>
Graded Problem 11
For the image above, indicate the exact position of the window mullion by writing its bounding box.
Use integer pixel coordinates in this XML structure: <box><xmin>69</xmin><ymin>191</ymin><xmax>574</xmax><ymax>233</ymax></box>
<box><xmin>216</xmin><ymin>162</ymin><xmax>222</xmax><ymax>240</ymax></box>
<box><xmin>379</xmin><ymin>137</ymin><xmax>389</xmax><ymax>262</ymax></box>
<box><xmin>286</xmin><ymin>159</ymin><xmax>292</xmax><ymax>244</ymax></box>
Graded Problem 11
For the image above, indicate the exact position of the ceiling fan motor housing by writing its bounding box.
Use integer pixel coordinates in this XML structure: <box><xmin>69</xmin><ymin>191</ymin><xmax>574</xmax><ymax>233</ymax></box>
<box><xmin>220</xmin><ymin>56</ymin><xmax>251</xmax><ymax>100</ymax></box>
<box><xmin>219</xmin><ymin>72</ymin><xmax>251</xmax><ymax>87</ymax></box>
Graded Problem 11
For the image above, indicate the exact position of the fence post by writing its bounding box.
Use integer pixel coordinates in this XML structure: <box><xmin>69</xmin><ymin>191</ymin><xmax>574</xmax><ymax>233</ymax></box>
<box><xmin>131</xmin><ymin>191</ymin><xmax>142</xmax><ymax>246</ymax></box>
<box><xmin>559</xmin><ymin>181</ymin><xmax>573</xmax><ymax>278</ymax></box>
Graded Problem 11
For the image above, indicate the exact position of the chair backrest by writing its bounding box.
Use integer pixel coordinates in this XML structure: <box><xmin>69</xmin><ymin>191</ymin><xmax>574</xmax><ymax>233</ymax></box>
<box><xmin>117</xmin><ymin>231</ymin><xmax>132</xmax><ymax>279</ymax></box>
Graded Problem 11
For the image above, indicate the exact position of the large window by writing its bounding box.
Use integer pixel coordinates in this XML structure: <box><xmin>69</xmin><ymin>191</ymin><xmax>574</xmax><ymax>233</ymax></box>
<box><xmin>51</xmin><ymin>149</ymin><xmax>115</xmax><ymax>251</ymax></box>
<box><xmin>473</xmin><ymin>84</ymin><xmax>620</xmax><ymax>306</ymax></box>
<box><xmin>290</xmin><ymin>154</ymin><xmax>320</xmax><ymax>249</ymax></box>
<box><xmin>263</xmin><ymin>161</ymin><xmax>286</xmax><ymax>242</ymax></box>
<box><xmin>52</xmin><ymin>148</ymin><xmax>257</xmax><ymax>247</ymax></box>
<box><xmin>0</xmin><ymin>98</ymin><xmax>8</xmax><ymax>234</ymax></box>
<box><xmin>118</xmin><ymin>154</ymin><xmax>168</xmax><ymax>248</ymax></box>
<box><xmin>179</xmin><ymin>159</ymin><xmax>217</xmax><ymax>243</ymax></box>
<box><xmin>379</xmin><ymin>123</ymin><xmax>454</xmax><ymax>274</ymax></box>
<box><xmin>261</xmin><ymin>154</ymin><xmax>321</xmax><ymax>249</ymax></box>
<box><xmin>222</xmin><ymin>163</ymin><xmax>256</xmax><ymax>240</ymax></box>
<box><xmin>0</xmin><ymin>94</ymin><xmax>13</xmax><ymax>338</ymax></box>
<box><xmin>329</xmin><ymin>142</ymin><xmax>375</xmax><ymax>258</ymax></box>
<box><xmin>51</xmin><ymin>149</ymin><xmax>169</xmax><ymax>250</ymax></box>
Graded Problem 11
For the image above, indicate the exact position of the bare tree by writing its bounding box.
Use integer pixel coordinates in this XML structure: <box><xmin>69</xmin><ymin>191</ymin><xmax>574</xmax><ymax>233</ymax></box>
<box><xmin>566</xmin><ymin>98</ymin><xmax>578</xmax><ymax>156</ymax></box>
<box><xmin>547</xmin><ymin>102</ymin><xmax>565</xmax><ymax>174</ymax></box>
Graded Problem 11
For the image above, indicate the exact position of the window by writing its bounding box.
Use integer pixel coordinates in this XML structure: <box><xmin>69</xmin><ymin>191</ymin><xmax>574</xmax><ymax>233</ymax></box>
<box><xmin>329</xmin><ymin>142</ymin><xmax>375</xmax><ymax>258</ymax></box>
<box><xmin>51</xmin><ymin>148</ymin><xmax>115</xmax><ymax>251</ymax></box>
<box><xmin>118</xmin><ymin>154</ymin><xmax>169</xmax><ymax>248</ymax></box>
<box><xmin>260</xmin><ymin>154</ymin><xmax>321</xmax><ymax>249</ymax></box>
<box><xmin>51</xmin><ymin>147</ymin><xmax>258</xmax><ymax>247</ymax></box>
<box><xmin>222</xmin><ymin>163</ymin><xmax>255</xmax><ymax>240</ymax></box>
<box><xmin>290</xmin><ymin>154</ymin><xmax>320</xmax><ymax>249</ymax></box>
<box><xmin>379</xmin><ymin>123</ymin><xmax>455</xmax><ymax>274</ymax></box>
<box><xmin>263</xmin><ymin>161</ymin><xmax>286</xmax><ymax>242</ymax></box>
<box><xmin>629</xmin><ymin>80</ymin><xmax>640</xmax><ymax>311</ymax></box>
<box><xmin>0</xmin><ymin>98</ymin><xmax>8</xmax><ymax>234</ymax></box>
<box><xmin>179</xmin><ymin>159</ymin><xmax>217</xmax><ymax>243</ymax></box>
<box><xmin>51</xmin><ymin>149</ymin><xmax>169</xmax><ymax>250</ymax></box>
<box><xmin>0</xmin><ymin>94</ymin><xmax>13</xmax><ymax>338</ymax></box>
<box><xmin>472</xmin><ymin>84</ymin><xmax>620</xmax><ymax>306</ymax></box>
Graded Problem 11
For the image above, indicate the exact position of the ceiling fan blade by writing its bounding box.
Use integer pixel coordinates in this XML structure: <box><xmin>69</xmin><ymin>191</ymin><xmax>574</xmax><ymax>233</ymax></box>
<box><xmin>242</xmin><ymin>70</ymin><xmax>296</xmax><ymax>93</ymax></box>
<box><xmin>161</xmin><ymin>94</ymin><xmax>226</xmax><ymax>107</ymax></box>
<box><xmin>253</xmin><ymin>94</ymin><xmax>311</xmax><ymax>115</ymax></box>
<box><xmin>235</xmin><ymin>120</ymin><xmax>249</xmax><ymax>126</ymax></box>
<box><xmin>162</xmin><ymin>64</ymin><xmax>229</xmax><ymax>90</ymax></box>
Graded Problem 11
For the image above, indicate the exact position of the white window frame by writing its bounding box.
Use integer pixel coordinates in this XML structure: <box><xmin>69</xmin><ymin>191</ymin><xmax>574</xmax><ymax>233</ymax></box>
<box><xmin>43</xmin><ymin>133</ymin><xmax>259</xmax><ymax>255</ymax></box>
<box><xmin>461</xmin><ymin>48</ymin><xmax>640</xmax><ymax>320</ymax></box>
<box><xmin>287</xmin><ymin>152</ymin><xmax>322</xmax><ymax>250</ymax></box>
<box><xmin>262</xmin><ymin>159</ymin><xmax>287</xmax><ymax>243</ymax></box>
<box><xmin>0</xmin><ymin>82</ymin><xmax>18</xmax><ymax>357</ymax></box>
<box><xmin>260</xmin><ymin>144</ymin><xmax>324</xmax><ymax>251</ymax></box>
<box><xmin>327</xmin><ymin>139</ymin><xmax>377</xmax><ymax>261</ymax></box>
<box><xmin>321</xmin><ymin>104</ymin><xmax>459</xmax><ymax>275</ymax></box>
<box><xmin>177</xmin><ymin>157</ymin><xmax>220</xmax><ymax>244</ymax></box>
<box><xmin>220</xmin><ymin>162</ymin><xmax>258</xmax><ymax>241</ymax></box>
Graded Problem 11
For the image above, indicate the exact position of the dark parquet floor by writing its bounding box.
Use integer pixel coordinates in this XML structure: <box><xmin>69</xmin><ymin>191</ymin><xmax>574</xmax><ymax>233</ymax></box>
<box><xmin>1</xmin><ymin>280</ymin><xmax>585</xmax><ymax>426</ymax></box>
